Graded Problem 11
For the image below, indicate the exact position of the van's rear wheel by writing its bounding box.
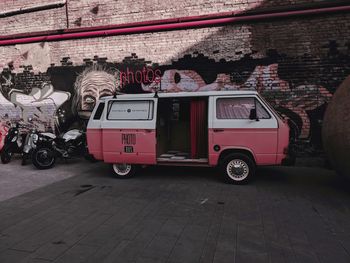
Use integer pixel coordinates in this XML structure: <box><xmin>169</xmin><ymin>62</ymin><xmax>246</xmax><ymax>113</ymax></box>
<box><xmin>220</xmin><ymin>153</ymin><xmax>255</xmax><ymax>184</ymax></box>
<box><xmin>112</xmin><ymin>164</ymin><xmax>136</xmax><ymax>178</ymax></box>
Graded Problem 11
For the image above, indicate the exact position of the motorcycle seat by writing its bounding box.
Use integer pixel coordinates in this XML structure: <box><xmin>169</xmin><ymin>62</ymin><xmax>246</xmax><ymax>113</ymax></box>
<box><xmin>41</xmin><ymin>132</ymin><xmax>56</xmax><ymax>139</ymax></box>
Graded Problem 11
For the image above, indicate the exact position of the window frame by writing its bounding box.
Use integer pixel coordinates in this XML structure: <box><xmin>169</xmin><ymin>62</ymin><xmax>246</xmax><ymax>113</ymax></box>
<box><xmin>215</xmin><ymin>96</ymin><xmax>271</xmax><ymax>120</ymax></box>
<box><xmin>93</xmin><ymin>102</ymin><xmax>105</xmax><ymax>120</ymax></box>
<box><xmin>106</xmin><ymin>100</ymin><xmax>154</xmax><ymax>121</ymax></box>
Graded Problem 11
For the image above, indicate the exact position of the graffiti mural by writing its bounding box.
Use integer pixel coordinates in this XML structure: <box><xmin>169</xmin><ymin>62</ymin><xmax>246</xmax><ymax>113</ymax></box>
<box><xmin>142</xmin><ymin>64</ymin><xmax>332</xmax><ymax>138</ymax></box>
<box><xmin>0</xmin><ymin>82</ymin><xmax>70</xmax><ymax>129</ymax></box>
<box><xmin>1</xmin><ymin>40</ymin><xmax>350</xmax><ymax>155</ymax></box>
<box><xmin>72</xmin><ymin>64</ymin><xmax>120</xmax><ymax>119</ymax></box>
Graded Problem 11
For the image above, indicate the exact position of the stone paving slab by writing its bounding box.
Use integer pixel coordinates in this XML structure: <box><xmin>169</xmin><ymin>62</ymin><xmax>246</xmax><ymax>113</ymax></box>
<box><xmin>0</xmin><ymin>161</ymin><xmax>349</xmax><ymax>263</ymax></box>
<box><xmin>0</xmin><ymin>158</ymin><xmax>84</xmax><ymax>202</ymax></box>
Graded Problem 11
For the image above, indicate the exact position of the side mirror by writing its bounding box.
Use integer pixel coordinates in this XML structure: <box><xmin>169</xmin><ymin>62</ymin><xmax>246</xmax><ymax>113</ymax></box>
<box><xmin>249</xmin><ymin>109</ymin><xmax>259</xmax><ymax>121</ymax></box>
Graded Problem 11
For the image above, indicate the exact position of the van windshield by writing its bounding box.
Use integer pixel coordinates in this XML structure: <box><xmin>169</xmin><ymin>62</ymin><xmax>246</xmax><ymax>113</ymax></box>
<box><xmin>258</xmin><ymin>95</ymin><xmax>284</xmax><ymax>120</ymax></box>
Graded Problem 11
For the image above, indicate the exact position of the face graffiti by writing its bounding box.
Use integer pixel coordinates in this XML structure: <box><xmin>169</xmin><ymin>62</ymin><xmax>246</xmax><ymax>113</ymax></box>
<box><xmin>80</xmin><ymin>72</ymin><xmax>116</xmax><ymax>111</ymax></box>
<box><xmin>72</xmin><ymin>67</ymin><xmax>118</xmax><ymax>118</ymax></box>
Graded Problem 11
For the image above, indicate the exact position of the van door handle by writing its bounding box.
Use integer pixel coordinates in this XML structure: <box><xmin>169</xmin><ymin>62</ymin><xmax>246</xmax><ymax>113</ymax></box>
<box><xmin>213</xmin><ymin>129</ymin><xmax>224</xmax><ymax>133</ymax></box>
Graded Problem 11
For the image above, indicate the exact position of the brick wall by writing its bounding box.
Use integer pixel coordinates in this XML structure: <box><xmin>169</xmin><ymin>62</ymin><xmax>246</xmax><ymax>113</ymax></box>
<box><xmin>0</xmin><ymin>8</ymin><xmax>67</xmax><ymax>36</ymax></box>
<box><xmin>0</xmin><ymin>0</ymin><xmax>335</xmax><ymax>35</ymax></box>
<box><xmin>0</xmin><ymin>1</ymin><xmax>66</xmax><ymax>35</ymax></box>
<box><xmin>65</xmin><ymin>0</ymin><xmax>331</xmax><ymax>29</ymax></box>
<box><xmin>0</xmin><ymin>0</ymin><xmax>349</xmax><ymax>156</ymax></box>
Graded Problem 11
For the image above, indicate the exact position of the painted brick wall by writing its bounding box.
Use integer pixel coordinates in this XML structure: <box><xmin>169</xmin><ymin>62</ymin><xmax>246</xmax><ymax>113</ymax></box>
<box><xmin>0</xmin><ymin>0</ymin><xmax>349</xmax><ymax>156</ymax></box>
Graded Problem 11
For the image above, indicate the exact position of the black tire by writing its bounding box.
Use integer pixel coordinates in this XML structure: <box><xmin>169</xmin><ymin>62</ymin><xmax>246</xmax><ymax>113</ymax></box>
<box><xmin>220</xmin><ymin>153</ymin><xmax>255</xmax><ymax>184</ymax></box>
<box><xmin>111</xmin><ymin>163</ymin><xmax>136</xmax><ymax>179</ymax></box>
<box><xmin>1</xmin><ymin>145</ymin><xmax>13</xmax><ymax>164</ymax></box>
<box><xmin>32</xmin><ymin>147</ymin><xmax>56</xmax><ymax>170</ymax></box>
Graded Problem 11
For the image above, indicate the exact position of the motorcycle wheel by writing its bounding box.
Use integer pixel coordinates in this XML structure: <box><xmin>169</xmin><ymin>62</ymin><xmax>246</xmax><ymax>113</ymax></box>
<box><xmin>1</xmin><ymin>145</ymin><xmax>13</xmax><ymax>164</ymax></box>
<box><xmin>32</xmin><ymin>147</ymin><xmax>56</xmax><ymax>170</ymax></box>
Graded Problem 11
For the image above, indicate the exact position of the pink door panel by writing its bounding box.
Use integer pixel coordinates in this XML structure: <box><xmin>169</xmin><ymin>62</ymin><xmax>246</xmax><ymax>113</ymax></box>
<box><xmin>209</xmin><ymin>96</ymin><xmax>279</xmax><ymax>166</ymax></box>
<box><xmin>100</xmin><ymin>98</ymin><xmax>158</xmax><ymax>164</ymax></box>
<box><xmin>209</xmin><ymin>128</ymin><xmax>278</xmax><ymax>165</ymax></box>
<box><xmin>86</xmin><ymin>129</ymin><xmax>103</xmax><ymax>160</ymax></box>
<box><xmin>102</xmin><ymin>129</ymin><xmax>156</xmax><ymax>164</ymax></box>
<box><xmin>86</xmin><ymin>101</ymin><xmax>106</xmax><ymax>160</ymax></box>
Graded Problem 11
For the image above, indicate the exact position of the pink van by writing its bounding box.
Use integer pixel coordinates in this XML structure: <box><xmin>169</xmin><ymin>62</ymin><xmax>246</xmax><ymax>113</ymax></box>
<box><xmin>87</xmin><ymin>91</ymin><xmax>292</xmax><ymax>184</ymax></box>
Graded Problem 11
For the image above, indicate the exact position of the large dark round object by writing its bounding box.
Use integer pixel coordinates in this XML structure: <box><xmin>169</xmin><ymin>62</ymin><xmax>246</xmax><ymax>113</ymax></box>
<box><xmin>32</xmin><ymin>147</ymin><xmax>56</xmax><ymax>170</ymax></box>
<box><xmin>323</xmin><ymin>76</ymin><xmax>350</xmax><ymax>178</ymax></box>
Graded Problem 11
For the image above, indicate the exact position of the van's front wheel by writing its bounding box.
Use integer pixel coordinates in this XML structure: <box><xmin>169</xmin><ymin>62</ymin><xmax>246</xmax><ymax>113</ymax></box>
<box><xmin>220</xmin><ymin>153</ymin><xmax>255</xmax><ymax>184</ymax></box>
<box><xmin>112</xmin><ymin>163</ymin><xmax>136</xmax><ymax>178</ymax></box>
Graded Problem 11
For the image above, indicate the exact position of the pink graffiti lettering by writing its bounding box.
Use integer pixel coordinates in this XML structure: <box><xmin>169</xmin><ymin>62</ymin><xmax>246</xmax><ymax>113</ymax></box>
<box><xmin>120</xmin><ymin>67</ymin><xmax>161</xmax><ymax>88</ymax></box>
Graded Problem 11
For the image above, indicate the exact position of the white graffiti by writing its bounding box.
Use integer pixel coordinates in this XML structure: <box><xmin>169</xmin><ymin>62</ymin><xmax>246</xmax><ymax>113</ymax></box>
<box><xmin>1</xmin><ymin>75</ymin><xmax>13</xmax><ymax>88</ymax></box>
<box><xmin>0</xmin><ymin>83</ymin><xmax>70</xmax><ymax>131</ymax></box>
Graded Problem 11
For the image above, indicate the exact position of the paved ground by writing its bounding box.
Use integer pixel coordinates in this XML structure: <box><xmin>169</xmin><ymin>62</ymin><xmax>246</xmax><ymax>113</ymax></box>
<box><xmin>0</xmin><ymin>158</ymin><xmax>83</xmax><ymax>202</ymax></box>
<box><xmin>0</xmin><ymin>159</ymin><xmax>349</xmax><ymax>263</ymax></box>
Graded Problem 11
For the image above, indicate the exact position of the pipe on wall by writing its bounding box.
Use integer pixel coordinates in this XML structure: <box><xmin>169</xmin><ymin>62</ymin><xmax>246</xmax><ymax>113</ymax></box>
<box><xmin>0</xmin><ymin>5</ymin><xmax>350</xmax><ymax>46</ymax></box>
<box><xmin>0</xmin><ymin>1</ymin><xmax>66</xmax><ymax>18</ymax></box>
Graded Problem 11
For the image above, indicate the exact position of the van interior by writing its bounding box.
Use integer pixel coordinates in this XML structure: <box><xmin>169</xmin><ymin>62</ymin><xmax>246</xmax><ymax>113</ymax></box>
<box><xmin>156</xmin><ymin>97</ymin><xmax>208</xmax><ymax>163</ymax></box>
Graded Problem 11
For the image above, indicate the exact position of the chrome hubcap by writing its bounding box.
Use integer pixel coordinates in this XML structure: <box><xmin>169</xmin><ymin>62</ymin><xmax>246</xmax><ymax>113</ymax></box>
<box><xmin>227</xmin><ymin>159</ymin><xmax>249</xmax><ymax>181</ymax></box>
<box><xmin>113</xmin><ymin>164</ymin><xmax>132</xmax><ymax>176</ymax></box>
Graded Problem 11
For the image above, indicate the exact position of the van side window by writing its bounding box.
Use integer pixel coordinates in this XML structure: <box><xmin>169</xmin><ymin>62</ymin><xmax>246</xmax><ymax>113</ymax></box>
<box><xmin>216</xmin><ymin>98</ymin><xmax>270</xmax><ymax>119</ymax></box>
<box><xmin>107</xmin><ymin>100</ymin><xmax>154</xmax><ymax>120</ymax></box>
<box><xmin>93</xmin><ymin>102</ymin><xmax>105</xmax><ymax>120</ymax></box>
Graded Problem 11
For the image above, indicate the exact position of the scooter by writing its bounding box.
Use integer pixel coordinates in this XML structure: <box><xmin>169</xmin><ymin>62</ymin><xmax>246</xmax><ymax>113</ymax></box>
<box><xmin>1</xmin><ymin>123</ymin><xmax>26</xmax><ymax>164</ymax></box>
<box><xmin>31</xmin><ymin>129</ymin><xmax>91</xmax><ymax>169</ymax></box>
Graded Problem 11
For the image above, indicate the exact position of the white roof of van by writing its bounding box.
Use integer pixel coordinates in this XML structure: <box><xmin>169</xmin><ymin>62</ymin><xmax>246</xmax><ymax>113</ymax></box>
<box><xmin>99</xmin><ymin>90</ymin><xmax>259</xmax><ymax>101</ymax></box>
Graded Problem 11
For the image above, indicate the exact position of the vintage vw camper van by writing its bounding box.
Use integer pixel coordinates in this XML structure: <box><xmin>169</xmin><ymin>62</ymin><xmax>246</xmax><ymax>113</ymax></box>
<box><xmin>86</xmin><ymin>91</ymin><xmax>291</xmax><ymax>184</ymax></box>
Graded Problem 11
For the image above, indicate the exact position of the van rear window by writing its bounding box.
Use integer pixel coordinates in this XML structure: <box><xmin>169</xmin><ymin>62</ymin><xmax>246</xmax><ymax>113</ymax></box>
<box><xmin>93</xmin><ymin>102</ymin><xmax>105</xmax><ymax>120</ymax></box>
<box><xmin>107</xmin><ymin>100</ymin><xmax>154</xmax><ymax>120</ymax></box>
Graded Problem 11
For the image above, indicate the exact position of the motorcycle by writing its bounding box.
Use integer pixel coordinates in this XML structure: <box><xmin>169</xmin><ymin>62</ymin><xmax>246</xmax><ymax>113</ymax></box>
<box><xmin>31</xmin><ymin>129</ymin><xmax>91</xmax><ymax>169</ymax></box>
<box><xmin>21</xmin><ymin>127</ymin><xmax>40</xmax><ymax>165</ymax></box>
<box><xmin>1</xmin><ymin>123</ymin><xmax>26</xmax><ymax>164</ymax></box>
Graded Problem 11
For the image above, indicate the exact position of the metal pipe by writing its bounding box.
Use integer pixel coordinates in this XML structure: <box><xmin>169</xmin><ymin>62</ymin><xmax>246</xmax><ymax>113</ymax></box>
<box><xmin>65</xmin><ymin>0</ymin><xmax>69</xmax><ymax>29</ymax></box>
<box><xmin>0</xmin><ymin>0</ymin><xmax>66</xmax><ymax>18</ymax></box>
<box><xmin>0</xmin><ymin>5</ymin><xmax>349</xmax><ymax>46</ymax></box>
